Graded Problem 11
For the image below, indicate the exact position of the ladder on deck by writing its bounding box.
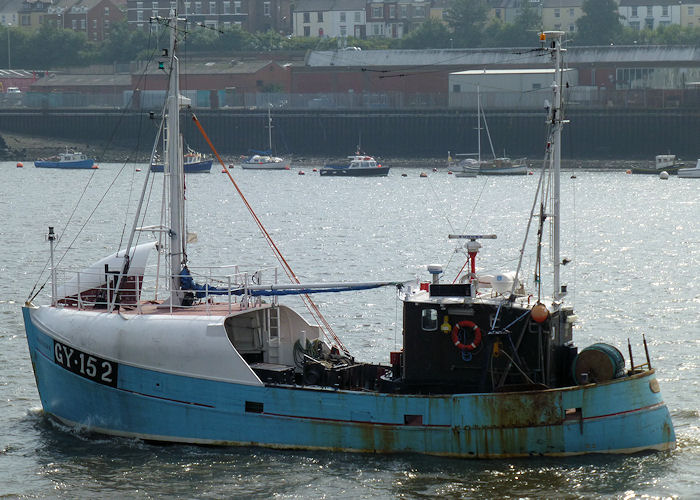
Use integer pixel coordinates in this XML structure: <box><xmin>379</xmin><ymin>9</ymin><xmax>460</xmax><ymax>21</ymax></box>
<box><xmin>267</xmin><ymin>306</ymin><xmax>281</xmax><ymax>364</ymax></box>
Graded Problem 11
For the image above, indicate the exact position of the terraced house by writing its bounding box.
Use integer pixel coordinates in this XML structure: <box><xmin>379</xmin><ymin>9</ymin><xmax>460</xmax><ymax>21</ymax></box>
<box><xmin>126</xmin><ymin>0</ymin><xmax>292</xmax><ymax>33</ymax></box>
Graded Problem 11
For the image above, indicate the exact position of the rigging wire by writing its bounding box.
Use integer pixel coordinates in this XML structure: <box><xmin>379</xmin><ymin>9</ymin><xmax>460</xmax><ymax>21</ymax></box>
<box><xmin>26</xmin><ymin>29</ymin><xmax>167</xmax><ymax>303</ymax></box>
<box><xmin>190</xmin><ymin>112</ymin><xmax>350</xmax><ymax>356</ymax></box>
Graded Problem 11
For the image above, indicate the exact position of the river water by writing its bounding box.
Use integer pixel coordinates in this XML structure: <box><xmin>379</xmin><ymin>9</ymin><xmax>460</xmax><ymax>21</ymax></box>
<box><xmin>0</xmin><ymin>161</ymin><xmax>698</xmax><ymax>498</ymax></box>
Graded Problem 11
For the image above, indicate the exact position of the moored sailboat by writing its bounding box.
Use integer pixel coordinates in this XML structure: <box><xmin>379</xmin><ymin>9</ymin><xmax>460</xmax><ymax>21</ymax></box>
<box><xmin>22</xmin><ymin>27</ymin><xmax>675</xmax><ymax>457</ymax></box>
<box><xmin>239</xmin><ymin>105</ymin><xmax>289</xmax><ymax>170</ymax></box>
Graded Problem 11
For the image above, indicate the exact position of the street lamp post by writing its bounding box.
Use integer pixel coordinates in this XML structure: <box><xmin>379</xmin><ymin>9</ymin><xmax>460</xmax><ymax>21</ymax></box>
<box><xmin>7</xmin><ymin>23</ymin><xmax>10</xmax><ymax>70</ymax></box>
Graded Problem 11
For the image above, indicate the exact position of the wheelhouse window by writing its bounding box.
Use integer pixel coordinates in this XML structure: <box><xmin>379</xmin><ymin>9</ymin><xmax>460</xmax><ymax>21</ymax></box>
<box><xmin>421</xmin><ymin>309</ymin><xmax>438</xmax><ymax>331</ymax></box>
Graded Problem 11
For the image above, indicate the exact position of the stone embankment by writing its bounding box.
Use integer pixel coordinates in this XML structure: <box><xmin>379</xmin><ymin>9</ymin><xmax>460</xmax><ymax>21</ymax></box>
<box><xmin>0</xmin><ymin>132</ymin><xmax>651</xmax><ymax>170</ymax></box>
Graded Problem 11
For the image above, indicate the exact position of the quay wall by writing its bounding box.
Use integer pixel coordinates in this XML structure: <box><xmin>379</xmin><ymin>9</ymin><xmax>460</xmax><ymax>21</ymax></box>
<box><xmin>0</xmin><ymin>108</ymin><xmax>697</xmax><ymax>160</ymax></box>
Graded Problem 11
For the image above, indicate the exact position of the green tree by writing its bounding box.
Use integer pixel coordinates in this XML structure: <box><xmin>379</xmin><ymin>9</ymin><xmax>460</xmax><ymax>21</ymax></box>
<box><xmin>98</xmin><ymin>21</ymin><xmax>152</xmax><ymax>63</ymax></box>
<box><xmin>575</xmin><ymin>0</ymin><xmax>622</xmax><ymax>45</ymax></box>
<box><xmin>446</xmin><ymin>0</ymin><xmax>489</xmax><ymax>47</ymax></box>
<box><xmin>483</xmin><ymin>3</ymin><xmax>542</xmax><ymax>47</ymax></box>
<box><xmin>401</xmin><ymin>18</ymin><xmax>453</xmax><ymax>49</ymax></box>
<box><xmin>19</xmin><ymin>24</ymin><xmax>91</xmax><ymax>68</ymax></box>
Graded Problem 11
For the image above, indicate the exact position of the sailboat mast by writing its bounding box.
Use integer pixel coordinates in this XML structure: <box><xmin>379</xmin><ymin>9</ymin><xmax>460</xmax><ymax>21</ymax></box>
<box><xmin>548</xmin><ymin>31</ymin><xmax>565</xmax><ymax>300</ymax></box>
<box><xmin>477</xmin><ymin>85</ymin><xmax>481</xmax><ymax>163</ymax></box>
<box><xmin>166</xmin><ymin>12</ymin><xmax>185</xmax><ymax>302</ymax></box>
<box><xmin>267</xmin><ymin>105</ymin><xmax>273</xmax><ymax>151</ymax></box>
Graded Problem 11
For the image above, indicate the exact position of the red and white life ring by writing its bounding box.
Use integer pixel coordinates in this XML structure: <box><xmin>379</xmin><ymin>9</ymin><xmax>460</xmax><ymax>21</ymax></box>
<box><xmin>451</xmin><ymin>320</ymin><xmax>482</xmax><ymax>351</ymax></box>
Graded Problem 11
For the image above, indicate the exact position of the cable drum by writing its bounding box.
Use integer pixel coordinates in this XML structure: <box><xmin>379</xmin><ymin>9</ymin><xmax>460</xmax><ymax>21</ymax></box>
<box><xmin>572</xmin><ymin>343</ymin><xmax>626</xmax><ymax>385</ymax></box>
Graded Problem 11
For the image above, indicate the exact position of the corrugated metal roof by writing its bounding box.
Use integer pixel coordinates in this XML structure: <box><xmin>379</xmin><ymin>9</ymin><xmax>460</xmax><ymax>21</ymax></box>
<box><xmin>31</xmin><ymin>74</ymin><xmax>132</xmax><ymax>87</ymax></box>
<box><xmin>305</xmin><ymin>46</ymin><xmax>700</xmax><ymax>68</ymax></box>
<box><xmin>137</xmin><ymin>59</ymin><xmax>294</xmax><ymax>75</ymax></box>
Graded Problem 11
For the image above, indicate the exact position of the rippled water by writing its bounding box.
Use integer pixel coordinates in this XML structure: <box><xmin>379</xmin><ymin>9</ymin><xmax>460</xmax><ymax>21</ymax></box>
<box><xmin>1</xmin><ymin>162</ymin><xmax>698</xmax><ymax>498</ymax></box>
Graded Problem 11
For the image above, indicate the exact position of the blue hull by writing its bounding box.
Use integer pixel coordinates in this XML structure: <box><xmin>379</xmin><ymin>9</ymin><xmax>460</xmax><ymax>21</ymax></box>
<box><xmin>320</xmin><ymin>167</ymin><xmax>390</xmax><ymax>177</ymax></box>
<box><xmin>23</xmin><ymin>307</ymin><xmax>675</xmax><ymax>457</ymax></box>
<box><xmin>151</xmin><ymin>160</ymin><xmax>213</xmax><ymax>173</ymax></box>
<box><xmin>35</xmin><ymin>159</ymin><xmax>95</xmax><ymax>169</ymax></box>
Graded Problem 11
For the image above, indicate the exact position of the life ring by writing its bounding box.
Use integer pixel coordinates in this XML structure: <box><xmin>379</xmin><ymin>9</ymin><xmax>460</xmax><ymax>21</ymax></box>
<box><xmin>451</xmin><ymin>320</ymin><xmax>482</xmax><ymax>351</ymax></box>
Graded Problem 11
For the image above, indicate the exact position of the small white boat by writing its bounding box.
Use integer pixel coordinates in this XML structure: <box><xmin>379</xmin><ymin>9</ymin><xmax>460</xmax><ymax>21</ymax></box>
<box><xmin>240</xmin><ymin>106</ymin><xmax>289</xmax><ymax>170</ymax></box>
<box><xmin>678</xmin><ymin>159</ymin><xmax>700</xmax><ymax>178</ymax></box>
<box><xmin>240</xmin><ymin>152</ymin><xmax>288</xmax><ymax>170</ymax></box>
<box><xmin>631</xmin><ymin>154</ymin><xmax>684</xmax><ymax>175</ymax></box>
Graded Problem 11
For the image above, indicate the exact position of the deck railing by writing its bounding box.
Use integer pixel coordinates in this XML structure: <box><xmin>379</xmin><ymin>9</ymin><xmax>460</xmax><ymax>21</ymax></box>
<box><xmin>52</xmin><ymin>264</ymin><xmax>280</xmax><ymax>315</ymax></box>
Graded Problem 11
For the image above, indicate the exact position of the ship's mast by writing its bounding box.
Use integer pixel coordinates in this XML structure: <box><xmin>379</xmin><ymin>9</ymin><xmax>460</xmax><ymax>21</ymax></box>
<box><xmin>545</xmin><ymin>31</ymin><xmax>566</xmax><ymax>301</ymax></box>
<box><xmin>165</xmin><ymin>11</ymin><xmax>186</xmax><ymax>304</ymax></box>
<box><xmin>476</xmin><ymin>85</ymin><xmax>481</xmax><ymax>164</ymax></box>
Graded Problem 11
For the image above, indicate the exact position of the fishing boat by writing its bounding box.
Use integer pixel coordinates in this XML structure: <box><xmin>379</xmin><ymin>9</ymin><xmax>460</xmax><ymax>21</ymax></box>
<box><xmin>678</xmin><ymin>159</ymin><xmax>700</xmax><ymax>178</ymax></box>
<box><xmin>630</xmin><ymin>154</ymin><xmax>684</xmax><ymax>175</ymax></box>
<box><xmin>319</xmin><ymin>153</ymin><xmax>390</xmax><ymax>177</ymax></box>
<box><xmin>22</xmin><ymin>28</ymin><xmax>675</xmax><ymax>457</ymax></box>
<box><xmin>240</xmin><ymin>106</ymin><xmax>288</xmax><ymax>170</ymax></box>
<box><xmin>151</xmin><ymin>149</ymin><xmax>212</xmax><ymax>173</ymax></box>
<box><xmin>34</xmin><ymin>149</ymin><xmax>95</xmax><ymax>169</ymax></box>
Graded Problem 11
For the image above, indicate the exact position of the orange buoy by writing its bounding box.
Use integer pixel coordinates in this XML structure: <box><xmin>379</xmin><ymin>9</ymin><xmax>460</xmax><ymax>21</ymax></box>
<box><xmin>92</xmin><ymin>165</ymin><xmax>99</xmax><ymax>169</ymax></box>
<box><xmin>285</xmin><ymin>165</ymin><xmax>291</xmax><ymax>170</ymax></box>
<box><xmin>531</xmin><ymin>303</ymin><xmax>550</xmax><ymax>323</ymax></box>
<box><xmin>625</xmin><ymin>169</ymin><xmax>632</xmax><ymax>174</ymax></box>
<box><xmin>448</xmin><ymin>171</ymin><xmax>453</xmax><ymax>175</ymax></box>
<box><xmin>528</xmin><ymin>171</ymin><xmax>534</xmax><ymax>175</ymax></box>
<box><xmin>312</xmin><ymin>168</ymin><xmax>317</xmax><ymax>172</ymax></box>
<box><xmin>16</xmin><ymin>162</ymin><xmax>23</xmax><ymax>168</ymax></box>
<box><xmin>420</xmin><ymin>172</ymin><xmax>427</xmax><ymax>177</ymax></box>
<box><xmin>298</xmin><ymin>170</ymin><xmax>305</xmax><ymax>175</ymax></box>
<box><xmin>135</xmin><ymin>168</ymin><xmax>141</xmax><ymax>172</ymax></box>
<box><xmin>221</xmin><ymin>169</ymin><xmax>227</xmax><ymax>173</ymax></box>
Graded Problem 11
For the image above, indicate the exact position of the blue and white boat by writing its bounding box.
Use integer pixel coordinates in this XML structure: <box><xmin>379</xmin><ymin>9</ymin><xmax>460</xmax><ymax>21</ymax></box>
<box><xmin>22</xmin><ymin>28</ymin><xmax>675</xmax><ymax>458</ymax></box>
<box><xmin>151</xmin><ymin>150</ymin><xmax>212</xmax><ymax>173</ymax></box>
<box><xmin>320</xmin><ymin>154</ymin><xmax>390</xmax><ymax>177</ymax></box>
<box><xmin>34</xmin><ymin>149</ymin><xmax>95</xmax><ymax>169</ymax></box>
